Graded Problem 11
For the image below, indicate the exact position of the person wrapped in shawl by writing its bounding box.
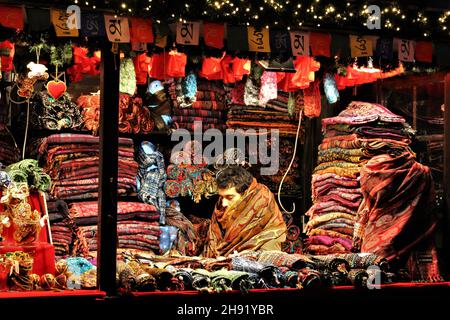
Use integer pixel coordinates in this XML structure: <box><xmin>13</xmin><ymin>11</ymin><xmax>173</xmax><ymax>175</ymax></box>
<box><xmin>203</xmin><ymin>166</ymin><xmax>286</xmax><ymax>258</ymax></box>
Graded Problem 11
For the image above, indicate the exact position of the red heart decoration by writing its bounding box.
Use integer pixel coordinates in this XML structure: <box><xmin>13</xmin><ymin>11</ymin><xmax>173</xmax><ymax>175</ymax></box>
<box><xmin>46</xmin><ymin>80</ymin><xmax>67</xmax><ymax>100</ymax></box>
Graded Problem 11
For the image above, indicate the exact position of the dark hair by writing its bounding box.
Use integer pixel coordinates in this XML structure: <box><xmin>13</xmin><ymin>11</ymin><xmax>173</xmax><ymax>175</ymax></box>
<box><xmin>216</xmin><ymin>166</ymin><xmax>254</xmax><ymax>194</ymax></box>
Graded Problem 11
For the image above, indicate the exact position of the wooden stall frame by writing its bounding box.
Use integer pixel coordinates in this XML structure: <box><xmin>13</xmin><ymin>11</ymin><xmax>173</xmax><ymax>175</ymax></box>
<box><xmin>97</xmin><ymin>42</ymin><xmax>120</xmax><ymax>296</ymax></box>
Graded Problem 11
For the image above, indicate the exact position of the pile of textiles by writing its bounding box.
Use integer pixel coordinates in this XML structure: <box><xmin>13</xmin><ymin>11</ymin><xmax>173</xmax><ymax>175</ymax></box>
<box><xmin>226</xmin><ymin>86</ymin><xmax>304</xmax><ymax>137</ymax></box>
<box><xmin>0</xmin><ymin>125</ymin><xmax>20</xmax><ymax>165</ymax></box>
<box><xmin>164</xmin><ymin>142</ymin><xmax>217</xmax><ymax>203</ymax></box>
<box><xmin>117</xmin><ymin>251</ymin><xmax>404</xmax><ymax>293</ymax></box>
<box><xmin>305</xmin><ymin>101</ymin><xmax>415</xmax><ymax>255</ymax></box>
<box><xmin>31</xmin><ymin>91</ymin><xmax>84</xmax><ymax>131</ymax></box>
<box><xmin>57</xmin><ymin>257</ymin><xmax>97</xmax><ymax>289</ymax></box>
<box><xmin>164</xmin><ymin>201</ymin><xmax>199</xmax><ymax>256</ymax></box>
<box><xmin>77</xmin><ymin>93</ymin><xmax>155</xmax><ymax>135</ymax></box>
<box><xmin>69</xmin><ymin>201</ymin><xmax>162</xmax><ymax>253</ymax></box>
<box><xmin>39</xmin><ymin>133</ymin><xmax>137</xmax><ymax>200</ymax></box>
<box><xmin>281</xmin><ymin>212</ymin><xmax>303</xmax><ymax>254</ymax></box>
<box><xmin>226</xmin><ymin>105</ymin><xmax>302</xmax><ymax>137</ymax></box>
<box><xmin>169</xmin><ymin>76</ymin><xmax>228</xmax><ymax>132</ymax></box>
<box><xmin>47</xmin><ymin>200</ymin><xmax>77</xmax><ymax>259</ymax></box>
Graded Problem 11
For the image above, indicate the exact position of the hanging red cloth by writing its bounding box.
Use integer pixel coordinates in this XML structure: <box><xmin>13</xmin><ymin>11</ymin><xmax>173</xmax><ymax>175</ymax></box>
<box><xmin>0</xmin><ymin>40</ymin><xmax>14</xmax><ymax>72</ymax></box>
<box><xmin>149</xmin><ymin>52</ymin><xmax>169</xmax><ymax>80</ymax></box>
<box><xmin>67</xmin><ymin>47</ymin><xmax>101</xmax><ymax>82</ymax></box>
<box><xmin>167</xmin><ymin>50</ymin><xmax>187</xmax><ymax>78</ymax></box>
<box><xmin>199</xmin><ymin>55</ymin><xmax>223</xmax><ymax>80</ymax></box>
<box><xmin>149</xmin><ymin>51</ymin><xmax>187</xmax><ymax>79</ymax></box>
<box><xmin>220</xmin><ymin>55</ymin><xmax>235</xmax><ymax>84</ymax></box>
<box><xmin>335</xmin><ymin>64</ymin><xmax>404</xmax><ymax>89</ymax></box>
<box><xmin>232</xmin><ymin>57</ymin><xmax>251</xmax><ymax>82</ymax></box>
<box><xmin>303</xmin><ymin>80</ymin><xmax>322</xmax><ymax>118</ymax></box>
<box><xmin>133</xmin><ymin>53</ymin><xmax>152</xmax><ymax>85</ymax></box>
<box><xmin>277</xmin><ymin>56</ymin><xmax>320</xmax><ymax>92</ymax></box>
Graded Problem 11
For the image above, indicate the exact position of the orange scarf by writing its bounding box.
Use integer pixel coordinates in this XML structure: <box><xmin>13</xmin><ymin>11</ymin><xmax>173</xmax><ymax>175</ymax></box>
<box><xmin>203</xmin><ymin>179</ymin><xmax>286</xmax><ymax>258</ymax></box>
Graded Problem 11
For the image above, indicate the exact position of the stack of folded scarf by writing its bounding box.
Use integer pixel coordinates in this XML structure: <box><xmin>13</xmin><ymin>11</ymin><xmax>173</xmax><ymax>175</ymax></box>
<box><xmin>69</xmin><ymin>201</ymin><xmax>162</xmax><ymax>253</ymax></box>
<box><xmin>39</xmin><ymin>133</ymin><xmax>138</xmax><ymax>200</ymax></box>
<box><xmin>226</xmin><ymin>105</ymin><xmax>302</xmax><ymax>137</ymax></box>
<box><xmin>305</xmin><ymin>101</ymin><xmax>414</xmax><ymax>255</ymax></box>
<box><xmin>169</xmin><ymin>77</ymin><xmax>228</xmax><ymax>132</ymax></box>
<box><xmin>47</xmin><ymin>200</ymin><xmax>74</xmax><ymax>259</ymax></box>
<box><xmin>226</xmin><ymin>88</ymin><xmax>303</xmax><ymax>137</ymax></box>
<box><xmin>0</xmin><ymin>125</ymin><xmax>20</xmax><ymax>165</ymax></box>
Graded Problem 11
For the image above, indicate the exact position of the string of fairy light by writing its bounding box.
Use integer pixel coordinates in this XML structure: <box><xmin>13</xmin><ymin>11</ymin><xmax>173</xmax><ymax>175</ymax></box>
<box><xmin>68</xmin><ymin>0</ymin><xmax>450</xmax><ymax>39</ymax></box>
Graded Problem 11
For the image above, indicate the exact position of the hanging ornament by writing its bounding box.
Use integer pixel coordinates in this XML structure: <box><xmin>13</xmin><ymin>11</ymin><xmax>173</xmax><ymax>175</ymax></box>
<box><xmin>46</xmin><ymin>44</ymin><xmax>72</xmax><ymax>100</ymax></box>
<box><xmin>46</xmin><ymin>79</ymin><xmax>67</xmax><ymax>100</ymax></box>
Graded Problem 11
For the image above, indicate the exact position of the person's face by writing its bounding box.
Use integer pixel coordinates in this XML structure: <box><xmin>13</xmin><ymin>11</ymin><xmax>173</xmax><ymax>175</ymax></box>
<box><xmin>218</xmin><ymin>187</ymin><xmax>242</xmax><ymax>209</ymax></box>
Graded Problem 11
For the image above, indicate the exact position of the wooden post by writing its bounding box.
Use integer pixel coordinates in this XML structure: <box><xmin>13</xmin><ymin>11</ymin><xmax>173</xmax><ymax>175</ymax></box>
<box><xmin>97</xmin><ymin>41</ymin><xmax>120</xmax><ymax>296</ymax></box>
<box><xmin>444</xmin><ymin>73</ymin><xmax>450</xmax><ymax>276</ymax></box>
<box><xmin>413</xmin><ymin>85</ymin><xmax>417</xmax><ymax>129</ymax></box>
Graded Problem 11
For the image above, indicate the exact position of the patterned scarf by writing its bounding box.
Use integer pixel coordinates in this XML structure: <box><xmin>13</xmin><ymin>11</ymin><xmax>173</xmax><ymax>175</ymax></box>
<box><xmin>203</xmin><ymin>179</ymin><xmax>286</xmax><ymax>258</ymax></box>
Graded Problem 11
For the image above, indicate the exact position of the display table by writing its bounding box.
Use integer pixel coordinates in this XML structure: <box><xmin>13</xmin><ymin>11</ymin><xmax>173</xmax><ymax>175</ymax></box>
<box><xmin>0</xmin><ymin>289</ymin><xmax>105</xmax><ymax>300</ymax></box>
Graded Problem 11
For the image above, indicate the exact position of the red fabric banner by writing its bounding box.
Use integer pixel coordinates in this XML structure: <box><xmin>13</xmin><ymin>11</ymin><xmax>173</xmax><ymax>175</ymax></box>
<box><xmin>130</xmin><ymin>17</ymin><xmax>154</xmax><ymax>43</ymax></box>
<box><xmin>415</xmin><ymin>41</ymin><xmax>433</xmax><ymax>63</ymax></box>
<box><xmin>204</xmin><ymin>22</ymin><xmax>225</xmax><ymax>49</ymax></box>
<box><xmin>310</xmin><ymin>32</ymin><xmax>331</xmax><ymax>57</ymax></box>
<box><xmin>0</xmin><ymin>5</ymin><xmax>24</xmax><ymax>30</ymax></box>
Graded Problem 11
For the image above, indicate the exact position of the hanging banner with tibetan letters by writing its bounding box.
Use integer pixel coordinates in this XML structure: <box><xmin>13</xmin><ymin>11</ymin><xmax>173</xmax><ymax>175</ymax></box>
<box><xmin>270</xmin><ymin>30</ymin><xmax>291</xmax><ymax>56</ymax></box>
<box><xmin>104</xmin><ymin>15</ymin><xmax>130</xmax><ymax>43</ymax></box>
<box><xmin>176</xmin><ymin>21</ymin><xmax>200</xmax><ymax>45</ymax></box>
<box><xmin>0</xmin><ymin>6</ymin><xmax>24</xmax><ymax>30</ymax></box>
<box><xmin>290</xmin><ymin>31</ymin><xmax>310</xmax><ymax>56</ymax></box>
<box><xmin>204</xmin><ymin>22</ymin><xmax>225</xmax><ymax>49</ymax></box>
<box><xmin>130</xmin><ymin>17</ymin><xmax>154</xmax><ymax>43</ymax></box>
<box><xmin>247</xmin><ymin>27</ymin><xmax>270</xmax><ymax>52</ymax></box>
<box><xmin>398</xmin><ymin>39</ymin><xmax>415</xmax><ymax>62</ymax></box>
<box><xmin>81</xmin><ymin>12</ymin><xmax>105</xmax><ymax>37</ymax></box>
<box><xmin>51</xmin><ymin>9</ymin><xmax>79</xmax><ymax>37</ymax></box>
<box><xmin>350</xmin><ymin>35</ymin><xmax>373</xmax><ymax>57</ymax></box>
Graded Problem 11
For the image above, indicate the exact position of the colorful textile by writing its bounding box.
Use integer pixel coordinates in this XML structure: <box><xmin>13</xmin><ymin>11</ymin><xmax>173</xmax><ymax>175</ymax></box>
<box><xmin>322</xmin><ymin>101</ymin><xmax>405</xmax><ymax>126</ymax></box>
<box><xmin>137</xmin><ymin>141</ymin><xmax>166</xmax><ymax>224</ymax></box>
<box><xmin>353</xmin><ymin>152</ymin><xmax>437</xmax><ymax>261</ymax></box>
<box><xmin>32</xmin><ymin>91</ymin><xmax>84</xmax><ymax>131</ymax></box>
<box><xmin>165</xmin><ymin>206</ymin><xmax>198</xmax><ymax>256</ymax></box>
<box><xmin>39</xmin><ymin>133</ymin><xmax>137</xmax><ymax>199</ymax></box>
<box><xmin>203</xmin><ymin>178</ymin><xmax>286</xmax><ymax>257</ymax></box>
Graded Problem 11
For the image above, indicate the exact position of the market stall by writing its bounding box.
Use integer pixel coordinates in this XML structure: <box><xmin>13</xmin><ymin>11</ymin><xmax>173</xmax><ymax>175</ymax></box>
<box><xmin>0</xmin><ymin>0</ymin><xmax>448</xmax><ymax>304</ymax></box>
